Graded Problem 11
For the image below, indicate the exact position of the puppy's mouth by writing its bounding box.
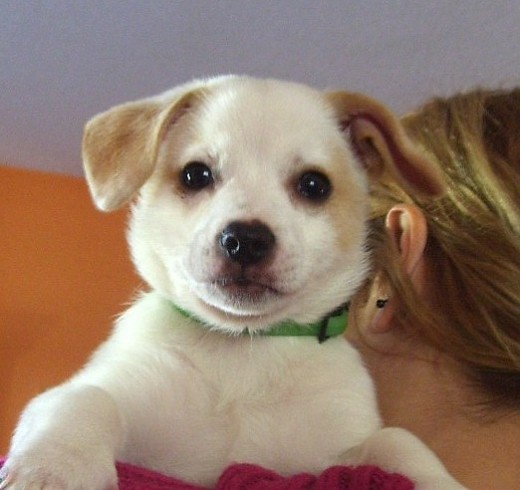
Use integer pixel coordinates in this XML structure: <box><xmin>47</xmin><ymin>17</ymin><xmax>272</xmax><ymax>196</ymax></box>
<box><xmin>199</xmin><ymin>273</ymin><xmax>286</xmax><ymax>323</ymax></box>
<box><xmin>212</xmin><ymin>275</ymin><xmax>281</xmax><ymax>302</ymax></box>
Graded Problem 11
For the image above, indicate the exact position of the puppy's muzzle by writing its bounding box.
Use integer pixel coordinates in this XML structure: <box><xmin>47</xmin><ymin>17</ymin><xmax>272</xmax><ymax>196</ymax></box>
<box><xmin>218</xmin><ymin>221</ymin><xmax>275</xmax><ymax>266</ymax></box>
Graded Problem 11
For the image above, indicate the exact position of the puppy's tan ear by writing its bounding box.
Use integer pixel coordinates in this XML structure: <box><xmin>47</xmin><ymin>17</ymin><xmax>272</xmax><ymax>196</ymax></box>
<box><xmin>82</xmin><ymin>91</ymin><xmax>199</xmax><ymax>211</ymax></box>
<box><xmin>326</xmin><ymin>91</ymin><xmax>445</xmax><ymax>197</ymax></box>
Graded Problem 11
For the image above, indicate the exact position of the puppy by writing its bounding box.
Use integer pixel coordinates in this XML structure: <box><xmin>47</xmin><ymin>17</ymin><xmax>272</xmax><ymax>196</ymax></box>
<box><xmin>2</xmin><ymin>76</ymin><xmax>463</xmax><ymax>489</ymax></box>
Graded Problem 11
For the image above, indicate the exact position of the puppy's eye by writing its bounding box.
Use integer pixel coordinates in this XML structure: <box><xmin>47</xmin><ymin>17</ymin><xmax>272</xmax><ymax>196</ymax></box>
<box><xmin>181</xmin><ymin>162</ymin><xmax>213</xmax><ymax>190</ymax></box>
<box><xmin>297</xmin><ymin>171</ymin><xmax>331</xmax><ymax>202</ymax></box>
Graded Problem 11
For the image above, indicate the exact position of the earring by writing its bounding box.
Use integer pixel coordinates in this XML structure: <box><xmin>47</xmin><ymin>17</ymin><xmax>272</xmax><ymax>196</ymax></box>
<box><xmin>376</xmin><ymin>299</ymin><xmax>388</xmax><ymax>309</ymax></box>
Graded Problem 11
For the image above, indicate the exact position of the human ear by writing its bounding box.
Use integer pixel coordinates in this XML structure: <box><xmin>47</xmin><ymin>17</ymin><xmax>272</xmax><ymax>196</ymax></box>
<box><xmin>366</xmin><ymin>204</ymin><xmax>428</xmax><ymax>335</ymax></box>
<box><xmin>385</xmin><ymin>204</ymin><xmax>428</xmax><ymax>278</ymax></box>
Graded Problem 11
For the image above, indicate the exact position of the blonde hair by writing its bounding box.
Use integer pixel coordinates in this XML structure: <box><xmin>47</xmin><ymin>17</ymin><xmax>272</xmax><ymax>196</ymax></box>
<box><xmin>368</xmin><ymin>88</ymin><xmax>520</xmax><ymax>407</ymax></box>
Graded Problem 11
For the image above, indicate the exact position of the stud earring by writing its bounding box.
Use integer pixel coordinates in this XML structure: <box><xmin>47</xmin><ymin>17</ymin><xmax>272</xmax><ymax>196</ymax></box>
<box><xmin>376</xmin><ymin>299</ymin><xmax>388</xmax><ymax>308</ymax></box>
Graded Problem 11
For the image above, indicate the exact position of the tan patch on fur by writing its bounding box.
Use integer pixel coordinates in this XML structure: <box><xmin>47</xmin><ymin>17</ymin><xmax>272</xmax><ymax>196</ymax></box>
<box><xmin>82</xmin><ymin>90</ymin><xmax>206</xmax><ymax>211</ymax></box>
<box><xmin>326</xmin><ymin>145</ymin><xmax>368</xmax><ymax>253</ymax></box>
<box><xmin>325</xmin><ymin>91</ymin><xmax>445</xmax><ymax>198</ymax></box>
<box><xmin>83</xmin><ymin>102</ymin><xmax>160</xmax><ymax>211</ymax></box>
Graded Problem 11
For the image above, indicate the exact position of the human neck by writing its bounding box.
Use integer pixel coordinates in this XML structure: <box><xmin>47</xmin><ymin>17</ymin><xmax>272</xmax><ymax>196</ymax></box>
<box><xmin>369</xmin><ymin>345</ymin><xmax>520</xmax><ymax>490</ymax></box>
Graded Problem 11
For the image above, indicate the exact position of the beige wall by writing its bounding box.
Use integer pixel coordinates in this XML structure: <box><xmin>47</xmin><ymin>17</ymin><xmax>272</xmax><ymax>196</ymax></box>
<box><xmin>0</xmin><ymin>166</ymin><xmax>140</xmax><ymax>453</ymax></box>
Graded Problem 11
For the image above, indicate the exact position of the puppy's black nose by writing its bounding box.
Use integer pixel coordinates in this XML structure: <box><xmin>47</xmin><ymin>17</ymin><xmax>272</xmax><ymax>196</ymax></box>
<box><xmin>219</xmin><ymin>221</ymin><xmax>275</xmax><ymax>265</ymax></box>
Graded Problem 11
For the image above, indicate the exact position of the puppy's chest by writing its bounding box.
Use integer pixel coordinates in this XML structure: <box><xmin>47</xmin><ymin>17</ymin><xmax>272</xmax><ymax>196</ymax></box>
<box><xmin>160</xmin><ymin>337</ymin><xmax>380</xmax><ymax>480</ymax></box>
<box><xmin>117</xmin><ymin>317</ymin><xmax>380</xmax><ymax>483</ymax></box>
<box><xmin>178</xmin><ymin>336</ymin><xmax>377</xmax><ymax>441</ymax></box>
<box><xmin>185</xmin><ymin>336</ymin><xmax>352</xmax><ymax>404</ymax></box>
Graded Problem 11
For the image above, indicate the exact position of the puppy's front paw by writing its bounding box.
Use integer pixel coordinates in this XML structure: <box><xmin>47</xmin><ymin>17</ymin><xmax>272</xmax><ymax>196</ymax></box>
<box><xmin>1</xmin><ymin>444</ymin><xmax>117</xmax><ymax>490</ymax></box>
<box><xmin>340</xmin><ymin>428</ymin><xmax>466</xmax><ymax>490</ymax></box>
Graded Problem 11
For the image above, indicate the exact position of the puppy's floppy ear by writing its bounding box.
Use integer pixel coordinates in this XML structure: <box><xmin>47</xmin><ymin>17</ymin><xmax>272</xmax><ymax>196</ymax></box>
<box><xmin>82</xmin><ymin>90</ymin><xmax>200</xmax><ymax>211</ymax></box>
<box><xmin>326</xmin><ymin>91</ymin><xmax>445</xmax><ymax>197</ymax></box>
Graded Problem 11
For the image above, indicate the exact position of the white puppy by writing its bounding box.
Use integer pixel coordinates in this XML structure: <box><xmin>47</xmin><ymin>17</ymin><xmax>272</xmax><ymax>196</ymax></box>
<box><xmin>2</xmin><ymin>76</ymin><xmax>464</xmax><ymax>489</ymax></box>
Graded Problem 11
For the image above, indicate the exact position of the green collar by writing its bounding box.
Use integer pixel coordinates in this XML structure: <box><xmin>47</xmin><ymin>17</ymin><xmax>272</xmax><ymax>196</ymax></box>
<box><xmin>171</xmin><ymin>303</ymin><xmax>348</xmax><ymax>343</ymax></box>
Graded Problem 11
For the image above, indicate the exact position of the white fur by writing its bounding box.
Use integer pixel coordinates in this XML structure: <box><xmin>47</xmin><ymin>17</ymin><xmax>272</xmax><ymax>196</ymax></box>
<box><xmin>2</xmin><ymin>77</ymin><xmax>464</xmax><ymax>489</ymax></box>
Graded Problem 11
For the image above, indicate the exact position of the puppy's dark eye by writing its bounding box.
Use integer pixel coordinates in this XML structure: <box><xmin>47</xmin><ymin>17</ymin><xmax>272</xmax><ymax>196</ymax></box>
<box><xmin>297</xmin><ymin>171</ymin><xmax>331</xmax><ymax>202</ymax></box>
<box><xmin>181</xmin><ymin>162</ymin><xmax>213</xmax><ymax>190</ymax></box>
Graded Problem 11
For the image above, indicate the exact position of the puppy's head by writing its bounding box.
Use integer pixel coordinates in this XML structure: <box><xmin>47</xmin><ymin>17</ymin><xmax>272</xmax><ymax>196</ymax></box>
<box><xmin>83</xmin><ymin>76</ymin><xmax>442</xmax><ymax>334</ymax></box>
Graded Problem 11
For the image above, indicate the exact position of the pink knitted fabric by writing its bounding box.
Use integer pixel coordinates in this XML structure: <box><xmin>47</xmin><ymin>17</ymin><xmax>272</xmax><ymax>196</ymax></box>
<box><xmin>116</xmin><ymin>462</ymin><xmax>204</xmax><ymax>489</ymax></box>
<box><xmin>214</xmin><ymin>463</ymin><xmax>414</xmax><ymax>489</ymax></box>
<box><xmin>0</xmin><ymin>459</ymin><xmax>414</xmax><ymax>489</ymax></box>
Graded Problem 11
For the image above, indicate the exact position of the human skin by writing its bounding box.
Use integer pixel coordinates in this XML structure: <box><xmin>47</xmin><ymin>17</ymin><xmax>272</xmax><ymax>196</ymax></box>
<box><xmin>346</xmin><ymin>204</ymin><xmax>520</xmax><ymax>490</ymax></box>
